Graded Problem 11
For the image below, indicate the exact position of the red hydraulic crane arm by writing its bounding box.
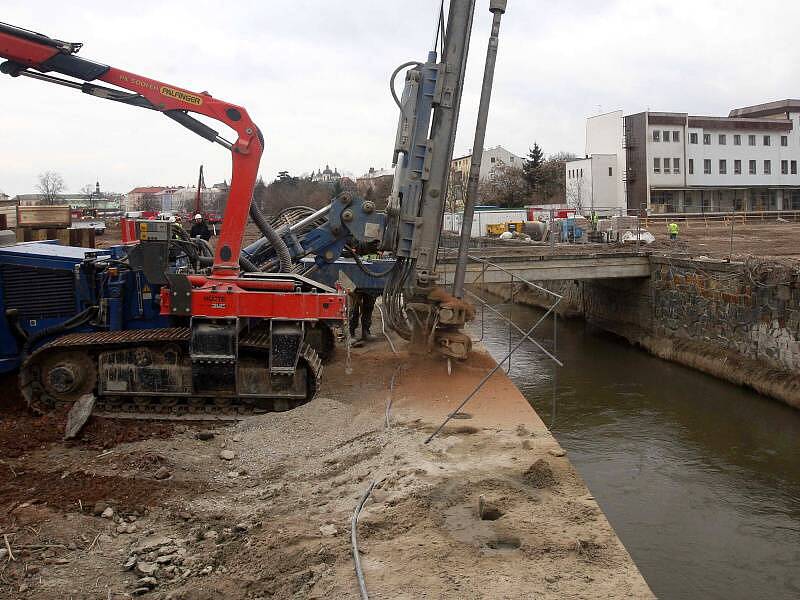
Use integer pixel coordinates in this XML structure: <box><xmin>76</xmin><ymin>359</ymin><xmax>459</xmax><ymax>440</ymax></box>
<box><xmin>0</xmin><ymin>22</ymin><xmax>262</xmax><ymax>277</ymax></box>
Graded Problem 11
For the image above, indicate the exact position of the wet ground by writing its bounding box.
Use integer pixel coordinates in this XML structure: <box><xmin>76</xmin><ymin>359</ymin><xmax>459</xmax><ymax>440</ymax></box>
<box><xmin>472</xmin><ymin>294</ymin><xmax>800</xmax><ymax>599</ymax></box>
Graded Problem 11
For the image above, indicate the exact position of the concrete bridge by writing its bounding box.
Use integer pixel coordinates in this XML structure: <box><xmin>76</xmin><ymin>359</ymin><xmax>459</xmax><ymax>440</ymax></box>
<box><xmin>437</xmin><ymin>251</ymin><xmax>651</xmax><ymax>284</ymax></box>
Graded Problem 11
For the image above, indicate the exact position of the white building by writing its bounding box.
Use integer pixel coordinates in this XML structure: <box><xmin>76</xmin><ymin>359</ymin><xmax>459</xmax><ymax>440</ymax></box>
<box><xmin>576</xmin><ymin>100</ymin><xmax>800</xmax><ymax>213</ymax></box>
<box><xmin>311</xmin><ymin>165</ymin><xmax>342</xmax><ymax>185</ymax></box>
<box><xmin>565</xmin><ymin>110</ymin><xmax>627</xmax><ymax>214</ymax></box>
<box><xmin>451</xmin><ymin>145</ymin><xmax>525</xmax><ymax>182</ymax></box>
<box><xmin>565</xmin><ymin>154</ymin><xmax>619</xmax><ymax>214</ymax></box>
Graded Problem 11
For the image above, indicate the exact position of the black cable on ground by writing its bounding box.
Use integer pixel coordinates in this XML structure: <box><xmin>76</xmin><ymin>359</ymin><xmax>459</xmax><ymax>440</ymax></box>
<box><xmin>351</xmin><ymin>480</ymin><xmax>377</xmax><ymax>600</ymax></box>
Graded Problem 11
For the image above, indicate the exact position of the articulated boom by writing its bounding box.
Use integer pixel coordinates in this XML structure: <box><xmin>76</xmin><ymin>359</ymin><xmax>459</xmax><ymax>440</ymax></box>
<box><xmin>0</xmin><ymin>21</ymin><xmax>346</xmax><ymax>414</ymax></box>
<box><xmin>0</xmin><ymin>21</ymin><xmax>259</xmax><ymax>277</ymax></box>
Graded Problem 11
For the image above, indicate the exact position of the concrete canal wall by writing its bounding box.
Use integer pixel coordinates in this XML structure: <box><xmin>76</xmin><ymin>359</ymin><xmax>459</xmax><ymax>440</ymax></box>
<box><xmin>480</xmin><ymin>255</ymin><xmax>800</xmax><ymax>409</ymax></box>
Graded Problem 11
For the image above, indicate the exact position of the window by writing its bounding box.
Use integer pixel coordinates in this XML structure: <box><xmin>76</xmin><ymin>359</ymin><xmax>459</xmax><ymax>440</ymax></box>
<box><xmin>764</xmin><ymin>160</ymin><xmax>771</xmax><ymax>174</ymax></box>
<box><xmin>718</xmin><ymin>134</ymin><xmax>727</xmax><ymax>145</ymax></box>
<box><xmin>704</xmin><ymin>159</ymin><xmax>712</xmax><ymax>174</ymax></box>
<box><xmin>689</xmin><ymin>132</ymin><xmax>698</xmax><ymax>144</ymax></box>
<box><xmin>580</xmin><ymin>169</ymin><xmax>583</xmax><ymax>177</ymax></box>
<box><xmin>749</xmin><ymin>159</ymin><xmax>757</xmax><ymax>174</ymax></box>
<box><xmin>749</xmin><ymin>135</ymin><xmax>756</xmax><ymax>146</ymax></box>
<box><xmin>763</xmin><ymin>135</ymin><xmax>771</xmax><ymax>146</ymax></box>
<box><xmin>653</xmin><ymin>157</ymin><xmax>661</xmax><ymax>173</ymax></box>
<box><xmin>734</xmin><ymin>134</ymin><xmax>741</xmax><ymax>145</ymax></box>
<box><xmin>782</xmin><ymin>160</ymin><xmax>789</xmax><ymax>175</ymax></box>
<box><xmin>734</xmin><ymin>159</ymin><xmax>742</xmax><ymax>174</ymax></box>
<box><xmin>781</xmin><ymin>135</ymin><xmax>788</xmax><ymax>147</ymax></box>
<box><xmin>703</xmin><ymin>133</ymin><xmax>711</xmax><ymax>145</ymax></box>
<box><xmin>673</xmin><ymin>158</ymin><xmax>680</xmax><ymax>173</ymax></box>
<box><xmin>653</xmin><ymin>130</ymin><xmax>660</xmax><ymax>142</ymax></box>
<box><xmin>719</xmin><ymin>159</ymin><xmax>727</xmax><ymax>174</ymax></box>
<box><xmin>663</xmin><ymin>130</ymin><xmax>671</xmax><ymax>142</ymax></box>
<box><xmin>792</xmin><ymin>160</ymin><xmax>798</xmax><ymax>175</ymax></box>
<box><xmin>688</xmin><ymin>159</ymin><xmax>694</xmax><ymax>174</ymax></box>
<box><xmin>608</xmin><ymin>167</ymin><xmax>613</xmax><ymax>176</ymax></box>
<box><xmin>673</xmin><ymin>131</ymin><xmax>680</xmax><ymax>142</ymax></box>
<box><xmin>664</xmin><ymin>158</ymin><xmax>671</xmax><ymax>173</ymax></box>
<box><xmin>510</xmin><ymin>156</ymin><xmax>515</xmax><ymax>162</ymax></box>
<box><xmin>491</xmin><ymin>157</ymin><xmax>496</xmax><ymax>163</ymax></box>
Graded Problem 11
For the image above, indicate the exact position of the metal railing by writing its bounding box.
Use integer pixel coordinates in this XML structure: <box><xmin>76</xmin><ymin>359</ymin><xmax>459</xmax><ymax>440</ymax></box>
<box><xmin>425</xmin><ymin>253</ymin><xmax>563</xmax><ymax>442</ymax></box>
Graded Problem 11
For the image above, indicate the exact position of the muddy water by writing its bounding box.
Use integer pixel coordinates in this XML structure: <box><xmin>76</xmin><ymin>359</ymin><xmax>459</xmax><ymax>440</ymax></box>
<box><xmin>470</xmin><ymin>293</ymin><xmax>800</xmax><ymax>599</ymax></box>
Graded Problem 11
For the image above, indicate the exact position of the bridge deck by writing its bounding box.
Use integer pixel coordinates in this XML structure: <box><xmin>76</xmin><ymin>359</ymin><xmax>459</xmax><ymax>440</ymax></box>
<box><xmin>437</xmin><ymin>251</ymin><xmax>651</xmax><ymax>283</ymax></box>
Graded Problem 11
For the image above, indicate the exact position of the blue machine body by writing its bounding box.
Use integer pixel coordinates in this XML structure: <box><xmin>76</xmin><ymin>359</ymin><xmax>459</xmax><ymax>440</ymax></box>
<box><xmin>303</xmin><ymin>257</ymin><xmax>395</xmax><ymax>295</ymax></box>
<box><xmin>561</xmin><ymin>218</ymin><xmax>584</xmax><ymax>242</ymax></box>
<box><xmin>0</xmin><ymin>199</ymin><xmax>396</xmax><ymax>376</ymax></box>
<box><xmin>0</xmin><ymin>241</ymin><xmax>169</xmax><ymax>374</ymax></box>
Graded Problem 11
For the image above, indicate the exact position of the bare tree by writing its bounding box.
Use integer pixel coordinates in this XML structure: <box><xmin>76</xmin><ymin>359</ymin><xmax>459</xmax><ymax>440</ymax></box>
<box><xmin>79</xmin><ymin>183</ymin><xmax>96</xmax><ymax>210</ymax></box>
<box><xmin>565</xmin><ymin>175</ymin><xmax>586</xmax><ymax>214</ymax></box>
<box><xmin>36</xmin><ymin>171</ymin><xmax>65</xmax><ymax>205</ymax></box>
<box><xmin>253</xmin><ymin>176</ymin><xmax>332</xmax><ymax>216</ymax></box>
<box><xmin>476</xmin><ymin>165</ymin><xmax>530</xmax><ymax>208</ymax></box>
<box><xmin>356</xmin><ymin>175</ymin><xmax>392</xmax><ymax>210</ymax></box>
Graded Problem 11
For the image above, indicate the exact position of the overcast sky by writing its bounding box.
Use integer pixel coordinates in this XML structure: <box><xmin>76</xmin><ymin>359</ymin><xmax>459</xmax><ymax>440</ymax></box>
<box><xmin>1</xmin><ymin>0</ymin><xmax>799</xmax><ymax>196</ymax></box>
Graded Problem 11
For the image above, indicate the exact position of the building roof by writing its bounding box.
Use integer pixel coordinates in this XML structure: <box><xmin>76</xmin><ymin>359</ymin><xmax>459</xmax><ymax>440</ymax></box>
<box><xmin>127</xmin><ymin>186</ymin><xmax>168</xmax><ymax>195</ymax></box>
<box><xmin>452</xmin><ymin>145</ymin><xmax>521</xmax><ymax>162</ymax></box>
<box><xmin>359</xmin><ymin>167</ymin><xmax>393</xmax><ymax>179</ymax></box>
<box><xmin>728</xmin><ymin>99</ymin><xmax>800</xmax><ymax>119</ymax></box>
<box><xmin>642</xmin><ymin>111</ymin><xmax>793</xmax><ymax>131</ymax></box>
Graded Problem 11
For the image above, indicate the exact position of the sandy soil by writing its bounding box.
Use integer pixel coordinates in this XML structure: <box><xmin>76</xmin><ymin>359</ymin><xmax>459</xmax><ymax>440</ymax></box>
<box><xmin>648</xmin><ymin>219</ymin><xmax>800</xmax><ymax>262</ymax></box>
<box><xmin>0</xmin><ymin>330</ymin><xmax>651</xmax><ymax>599</ymax></box>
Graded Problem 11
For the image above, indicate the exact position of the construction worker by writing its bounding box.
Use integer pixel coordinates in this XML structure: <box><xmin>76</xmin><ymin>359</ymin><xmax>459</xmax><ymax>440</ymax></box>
<box><xmin>343</xmin><ymin>240</ymin><xmax>380</xmax><ymax>342</ymax></box>
<box><xmin>190</xmin><ymin>213</ymin><xmax>212</xmax><ymax>241</ymax></box>
<box><xmin>668</xmin><ymin>221</ymin><xmax>679</xmax><ymax>241</ymax></box>
<box><xmin>350</xmin><ymin>291</ymin><xmax>377</xmax><ymax>342</ymax></box>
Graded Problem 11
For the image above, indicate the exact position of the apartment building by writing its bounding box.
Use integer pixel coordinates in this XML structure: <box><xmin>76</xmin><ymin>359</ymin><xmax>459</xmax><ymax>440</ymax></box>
<box><xmin>451</xmin><ymin>145</ymin><xmax>524</xmax><ymax>183</ymax></box>
<box><xmin>625</xmin><ymin>99</ymin><xmax>800</xmax><ymax>213</ymax></box>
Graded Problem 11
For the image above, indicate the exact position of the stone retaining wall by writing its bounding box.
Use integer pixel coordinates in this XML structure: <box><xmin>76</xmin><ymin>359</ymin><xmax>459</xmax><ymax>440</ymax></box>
<box><xmin>650</xmin><ymin>257</ymin><xmax>800</xmax><ymax>373</ymax></box>
<box><xmin>479</xmin><ymin>256</ymin><xmax>800</xmax><ymax>408</ymax></box>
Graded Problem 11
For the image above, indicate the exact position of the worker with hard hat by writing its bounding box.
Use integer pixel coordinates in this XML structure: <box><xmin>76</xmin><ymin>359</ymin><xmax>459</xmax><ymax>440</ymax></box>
<box><xmin>190</xmin><ymin>213</ymin><xmax>212</xmax><ymax>241</ymax></box>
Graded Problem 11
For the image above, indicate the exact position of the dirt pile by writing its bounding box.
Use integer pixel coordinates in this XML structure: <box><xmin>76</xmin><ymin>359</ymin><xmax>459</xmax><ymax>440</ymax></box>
<box><xmin>523</xmin><ymin>458</ymin><xmax>557</xmax><ymax>488</ymax></box>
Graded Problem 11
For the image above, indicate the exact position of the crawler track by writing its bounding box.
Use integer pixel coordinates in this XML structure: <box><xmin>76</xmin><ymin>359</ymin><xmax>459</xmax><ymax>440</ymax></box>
<box><xmin>20</xmin><ymin>327</ymin><xmax>323</xmax><ymax>421</ymax></box>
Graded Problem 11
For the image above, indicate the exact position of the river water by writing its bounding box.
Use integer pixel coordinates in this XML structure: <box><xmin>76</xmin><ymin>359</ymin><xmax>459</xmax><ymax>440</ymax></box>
<box><xmin>469</xmin><ymin>292</ymin><xmax>800</xmax><ymax>599</ymax></box>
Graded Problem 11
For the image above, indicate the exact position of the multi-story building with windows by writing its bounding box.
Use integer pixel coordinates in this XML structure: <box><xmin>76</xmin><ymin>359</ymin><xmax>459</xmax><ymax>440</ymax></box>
<box><xmin>625</xmin><ymin>99</ymin><xmax>800</xmax><ymax>213</ymax></box>
<box><xmin>568</xmin><ymin>100</ymin><xmax>800</xmax><ymax>214</ymax></box>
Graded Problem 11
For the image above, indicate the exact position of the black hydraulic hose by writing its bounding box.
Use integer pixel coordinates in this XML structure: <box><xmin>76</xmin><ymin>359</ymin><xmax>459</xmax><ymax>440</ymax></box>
<box><xmin>348</xmin><ymin>247</ymin><xmax>398</xmax><ymax>279</ymax></box>
<box><xmin>5</xmin><ymin>309</ymin><xmax>29</xmax><ymax>349</ymax></box>
<box><xmin>196</xmin><ymin>255</ymin><xmax>258</xmax><ymax>273</ymax></box>
<box><xmin>239</xmin><ymin>255</ymin><xmax>259</xmax><ymax>273</ymax></box>
<box><xmin>250</xmin><ymin>201</ymin><xmax>292</xmax><ymax>272</ymax></box>
<box><xmin>22</xmin><ymin>306</ymin><xmax>98</xmax><ymax>357</ymax></box>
